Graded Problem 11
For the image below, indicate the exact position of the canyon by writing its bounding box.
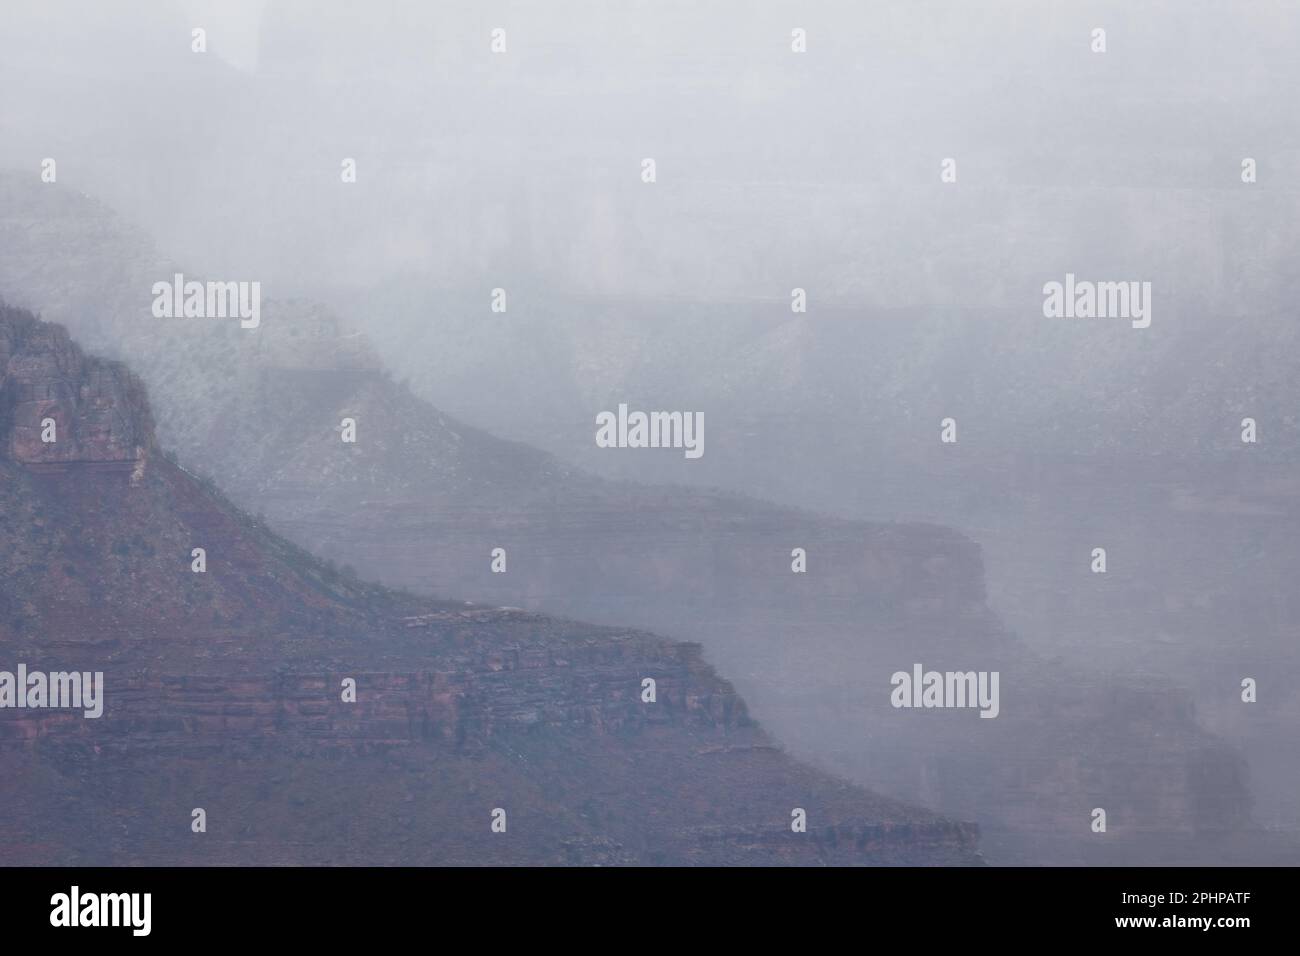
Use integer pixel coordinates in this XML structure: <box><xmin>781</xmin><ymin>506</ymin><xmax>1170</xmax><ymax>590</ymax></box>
<box><xmin>0</xmin><ymin>303</ymin><xmax>980</xmax><ymax>865</ymax></box>
<box><xmin>0</xmin><ymin>177</ymin><xmax>1287</xmax><ymax>864</ymax></box>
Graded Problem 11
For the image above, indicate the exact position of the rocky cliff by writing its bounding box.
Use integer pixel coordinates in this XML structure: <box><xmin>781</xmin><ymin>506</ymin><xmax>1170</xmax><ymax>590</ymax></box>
<box><xmin>0</xmin><ymin>305</ymin><xmax>981</xmax><ymax>865</ymax></box>
<box><xmin>0</xmin><ymin>179</ymin><xmax>1284</xmax><ymax>865</ymax></box>
<box><xmin>0</xmin><ymin>312</ymin><xmax>152</xmax><ymax>466</ymax></box>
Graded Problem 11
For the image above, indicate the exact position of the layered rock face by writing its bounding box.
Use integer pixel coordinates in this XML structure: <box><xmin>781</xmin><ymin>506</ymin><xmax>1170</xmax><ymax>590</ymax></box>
<box><xmin>120</xmin><ymin>336</ymin><xmax>1267</xmax><ymax>864</ymax></box>
<box><xmin>0</xmin><ymin>310</ymin><xmax>152</xmax><ymax>466</ymax></box>
<box><xmin>0</xmin><ymin>180</ymin><xmax>1282</xmax><ymax>865</ymax></box>
<box><xmin>0</xmin><ymin>307</ymin><xmax>980</xmax><ymax>865</ymax></box>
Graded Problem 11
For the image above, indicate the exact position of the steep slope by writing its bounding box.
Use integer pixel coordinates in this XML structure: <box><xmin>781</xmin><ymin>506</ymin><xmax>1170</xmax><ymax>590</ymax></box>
<box><xmin>0</xmin><ymin>305</ymin><xmax>980</xmax><ymax>865</ymax></box>
<box><xmin>0</xmin><ymin>180</ymin><xmax>1283</xmax><ymax>864</ymax></box>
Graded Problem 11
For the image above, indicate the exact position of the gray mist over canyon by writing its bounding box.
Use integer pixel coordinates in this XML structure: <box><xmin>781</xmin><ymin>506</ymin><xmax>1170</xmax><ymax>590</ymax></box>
<box><xmin>1</xmin><ymin>1</ymin><xmax>1298</xmax><ymax>865</ymax></box>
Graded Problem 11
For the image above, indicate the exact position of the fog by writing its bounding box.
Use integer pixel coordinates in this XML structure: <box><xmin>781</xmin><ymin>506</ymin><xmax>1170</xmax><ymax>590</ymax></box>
<box><xmin>3</xmin><ymin>0</ymin><xmax>1298</xmax><ymax>863</ymax></box>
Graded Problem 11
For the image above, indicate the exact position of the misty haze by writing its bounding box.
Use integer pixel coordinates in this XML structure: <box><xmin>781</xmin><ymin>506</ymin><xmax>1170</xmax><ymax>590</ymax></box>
<box><xmin>1</xmin><ymin>0</ymin><xmax>1297</xmax><ymax>870</ymax></box>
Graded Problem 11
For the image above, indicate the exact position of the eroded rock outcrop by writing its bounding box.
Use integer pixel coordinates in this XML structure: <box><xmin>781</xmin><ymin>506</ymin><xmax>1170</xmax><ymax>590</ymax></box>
<box><xmin>0</xmin><ymin>181</ymin><xmax>1280</xmax><ymax>865</ymax></box>
<box><xmin>0</xmin><ymin>306</ymin><xmax>153</xmax><ymax>467</ymax></box>
<box><xmin>0</xmin><ymin>306</ymin><xmax>981</xmax><ymax>866</ymax></box>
